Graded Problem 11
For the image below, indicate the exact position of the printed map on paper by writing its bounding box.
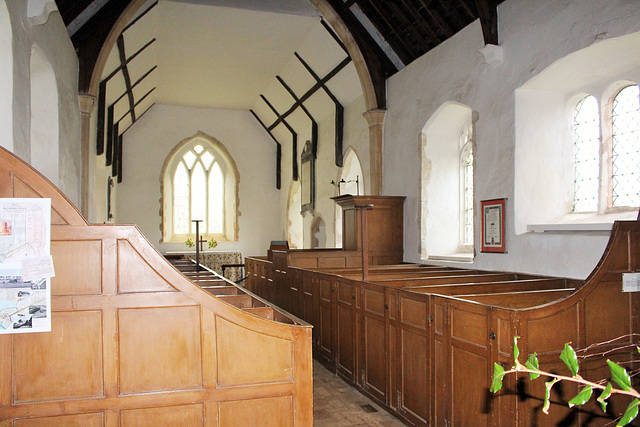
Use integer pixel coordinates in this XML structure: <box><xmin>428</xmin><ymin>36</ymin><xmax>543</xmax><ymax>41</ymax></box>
<box><xmin>0</xmin><ymin>199</ymin><xmax>51</xmax><ymax>334</ymax></box>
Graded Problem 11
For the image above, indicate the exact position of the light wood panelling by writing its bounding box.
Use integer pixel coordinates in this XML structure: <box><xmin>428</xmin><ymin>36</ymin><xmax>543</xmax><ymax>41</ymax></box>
<box><xmin>13</xmin><ymin>310</ymin><xmax>103</xmax><ymax>402</ymax></box>
<box><xmin>117</xmin><ymin>240</ymin><xmax>175</xmax><ymax>293</ymax></box>
<box><xmin>218</xmin><ymin>396</ymin><xmax>293</xmax><ymax>427</ymax></box>
<box><xmin>120</xmin><ymin>403</ymin><xmax>203</xmax><ymax>427</ymax></box>
<box><xmin>118</xmin><ymin>306</ymin><xmax>203</xmax><ymax>394</ymax></box>
<box><xmin>216</xmin><ymin>316</ymin><xmax>293</xmax><ymax>386</ymax></box>
<box><xmin>13</xmin><ymin>412</ymin><xmax>105</xmax><ymax>426</ymax></box>
<box><xmin>51</xmin><ymin>240</ymin><xmax>102</xmax><ymax>295</ymax></box>
<box><xmin>0</xmin><ymin>147</ymin><xmax>312</xmax><ymax>426</ymax></box>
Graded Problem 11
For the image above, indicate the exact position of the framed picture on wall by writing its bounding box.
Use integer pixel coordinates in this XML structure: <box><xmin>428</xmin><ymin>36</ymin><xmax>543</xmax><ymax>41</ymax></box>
<box><xmin>481</xmin><ymin>198</ymin><xmax>506</xmax><ymax>253</ymax></box>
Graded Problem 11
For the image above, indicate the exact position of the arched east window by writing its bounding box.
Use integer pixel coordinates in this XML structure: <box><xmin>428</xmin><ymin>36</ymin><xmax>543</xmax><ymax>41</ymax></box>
<box><xmin>611</xmin><ymin>84</ymin><xmax>640</xmax><ymax>207</ymax></box>
<box><xmin>161</xmin><ymin>133</ymin><xmax>238</xmax><ymax>242</ymax></box>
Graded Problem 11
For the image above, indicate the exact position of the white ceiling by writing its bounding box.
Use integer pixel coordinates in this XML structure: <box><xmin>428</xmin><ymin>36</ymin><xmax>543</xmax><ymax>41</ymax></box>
<box><xmin>101</xmin><ymin>0</ymin><xmax>363</xmax><ymax>133</ymax></box>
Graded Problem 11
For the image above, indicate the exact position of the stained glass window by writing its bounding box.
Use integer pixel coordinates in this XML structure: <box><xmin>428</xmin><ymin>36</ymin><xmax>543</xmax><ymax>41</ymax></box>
<box><xmin>173</xmin><ymin>142</ymin><xmax>225</xmax><ymax>236</ymax></box>
<box><xmin>573</xmin><ymin>95</ymin><xmax>600</xmax><ymax>212</ymax></box>
<box><xmin>612</xmin><ymin>85</ymin><xmax>640</xmax><ymax>207</ymax></box>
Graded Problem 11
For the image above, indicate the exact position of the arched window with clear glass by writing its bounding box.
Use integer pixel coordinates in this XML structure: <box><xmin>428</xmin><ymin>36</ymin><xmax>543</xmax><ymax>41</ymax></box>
<box><xmin>162</xmin><ymin>133</ymin><xmax>238</xmax><ymax>243</ymax></box>
<box><xmin>573</xmin><ymin>95</ymin><xmax>600</xmax><ymax>212</ymax></box>
<box><xmin>611</xmin><ymin>84</ymin><xmax>640</xmax><ymax>208</ymax></box>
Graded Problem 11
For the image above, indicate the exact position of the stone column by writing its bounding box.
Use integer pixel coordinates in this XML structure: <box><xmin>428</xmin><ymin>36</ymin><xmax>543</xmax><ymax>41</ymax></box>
<box><xmin>79</xmin><ymin>93</ymin><xmax>96</xmax><ymax>219</ymax></box>
<box><xmin>363</xmin><ymin>109</ymin><xmax>386</xmax><ymax>196</ymax></box>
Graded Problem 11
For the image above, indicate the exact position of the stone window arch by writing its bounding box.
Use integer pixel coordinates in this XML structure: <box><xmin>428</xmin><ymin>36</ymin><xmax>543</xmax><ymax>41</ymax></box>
<box><xmin>161</xmin><ymin>131</ymin><xmax>239</xmax><ymax>242</ymax></box>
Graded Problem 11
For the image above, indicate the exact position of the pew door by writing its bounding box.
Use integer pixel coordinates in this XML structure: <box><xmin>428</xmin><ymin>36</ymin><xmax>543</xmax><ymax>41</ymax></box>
<box><xmin>335</xmin><ymin>278</ymin><xmax>358</xmax><ymax>383</ymax></box>
<box><xmin>360</xmin><ymin>282</ymin><xmax>388</xmax><ymax>405</ymax></box>
<box><xmin>393</xmin><ymin>290</ymin><xmax>431</xmax><ymax>426</ymax></box>
<box><xmin>316</xmin><ymin>275</ymin><xmax>335</xmax><ymax>366</ymax></box>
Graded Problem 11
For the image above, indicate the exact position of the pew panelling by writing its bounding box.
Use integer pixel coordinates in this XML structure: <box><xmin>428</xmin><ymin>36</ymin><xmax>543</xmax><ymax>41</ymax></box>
<box><xmin>245</xmin><ymin>218</ymin><xmax>639</xmax><ymax>426</ymax></box>
<box><xmin>0</xmin><ymin>147</ymin><xmax>312</xmax><ymax>426</ymax></box>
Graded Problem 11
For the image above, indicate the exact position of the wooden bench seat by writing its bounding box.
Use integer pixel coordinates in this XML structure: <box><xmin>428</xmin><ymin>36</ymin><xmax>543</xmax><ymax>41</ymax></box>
<box><xmin>244</xmin><ymin>306</ymin><xmax>275</xmax><ymax>320</ymax></box>
<box><xmin>217</xmin><ymin>294</ymin><xmax>266</xmax><ymax>309</ymax></box>
<box><xmin>202</xmin><ymin>285</ymin><xmax>240</xmax><ymax>295</ymax></box>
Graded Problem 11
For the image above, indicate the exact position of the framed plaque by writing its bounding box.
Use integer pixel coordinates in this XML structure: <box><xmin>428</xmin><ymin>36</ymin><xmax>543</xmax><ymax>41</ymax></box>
<box><xmin>481</xmin><ymin>198</ymin><xmax>506</xmax><ymax>253</ymax></box>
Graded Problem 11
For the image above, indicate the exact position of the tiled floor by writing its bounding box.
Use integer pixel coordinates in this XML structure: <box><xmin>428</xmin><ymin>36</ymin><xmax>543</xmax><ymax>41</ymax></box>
<box><xmin>313</xmin><ymin>360</ymin><xmax>405</xmax><ymax>426</ymax></box>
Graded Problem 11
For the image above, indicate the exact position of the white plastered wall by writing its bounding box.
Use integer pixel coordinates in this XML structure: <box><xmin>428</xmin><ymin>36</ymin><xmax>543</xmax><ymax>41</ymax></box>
<box><xmin>0</xmin><ymin>1</ymin><xmax>12</xmax><ymax>153</ymax></box>
<box><xmin>116</xmin><ymin>104</ymin><xmax>280</xmax><ymax>257</ymax></box>
<box><xmin>278</xmin><ymin>95</ymin><xmax>370</xmax><ymax>249</ymax></box>
<box><xmin>4</xmin><ymin>2</ymin><xmax>82</xmax><ymax>207</ymax></box>
<box><xmin>385</xmin><ymin>0</ymin><xmax>640</xmax><ymax>279</ymax></box>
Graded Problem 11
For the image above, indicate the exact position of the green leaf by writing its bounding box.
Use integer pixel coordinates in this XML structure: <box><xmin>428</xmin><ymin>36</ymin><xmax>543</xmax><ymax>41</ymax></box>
<box><xmin>568</xmin><ymin>385</ymin><xmax>593</xmax><ymax>408</ymax></box>
<box><xmin>607</xmin><ymin>359</ymin><xmax>632</xmax><ymax>391</ymax></box>
<box><xmin>514</xmin><ymin>336</ymin><xmax>520</xmax><ymax>362</ymax></box>
<box><xmin>617</xmin><ymin>399</ymin><xmax>640</xmax><ymax>426</ymax></box>
<box><xmin>524</xmin><ymin>353</ymin><xmax>540</xmax><ymax>380</ymax></box>
<box><xmin>490</xmin><ymin>363</ymin><xmax>506</xmax><ymax>393</ymax></box>
<box><xmin>543</xmin><ymin>378</ymin><xmax>560</xmax><ymax>415</ymax></box>
<box><xmin>560</xmin><ymin>343</ymin><xmax>579</xmax><ymax>377</ymax></box>
<box><xmin>597</xmin><ymin>382</ymin><xmax>612</xmax><ymax>413</ymax></box>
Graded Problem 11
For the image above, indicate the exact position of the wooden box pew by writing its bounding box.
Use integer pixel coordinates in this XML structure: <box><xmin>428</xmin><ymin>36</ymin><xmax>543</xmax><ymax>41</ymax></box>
<box><xmin>0</xmin><ymin>147</ymin><xmax>313</xmax><ymax>426</ymax></box>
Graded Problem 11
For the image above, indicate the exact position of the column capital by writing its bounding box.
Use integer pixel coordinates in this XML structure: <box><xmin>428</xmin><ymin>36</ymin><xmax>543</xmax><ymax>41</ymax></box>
<box><xmin>79</xmin><ymin>93</ymin><xmax>96</xmax><ymax>117</ymax></box>
<box><xmin>363</xmin><ymin>109</ymin><xmax>386</xmax><ymax>127</ymax></box>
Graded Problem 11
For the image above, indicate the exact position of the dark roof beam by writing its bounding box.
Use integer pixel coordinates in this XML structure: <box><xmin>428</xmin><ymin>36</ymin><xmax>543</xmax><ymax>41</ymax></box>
<box><xmin>276</xmin><ymin>76</ymin><xmax>319</xmax><ymax>159</ymax></box>
<box><xmin>357</xmin><ymin>1</ymin><xmax>418</xmax><ymax>62</ymax></box>
<box><xmin>474</xmin><ymin>0</ymin><xmax>499</xmax><ymax>45</ymax></box>
<box><xmin>260</xmin><ymin>95</ymin><xmax>299</xmax><ymax>181</ymax></box>
<box><xmin>250</xmin><ymin>110</ymin><xmax>282</xmax><ymax>189</ymax></box>
<box><xmin>116</xmin><ymin>35</ymin><xmax>136</xmax><ymax>122</ymax></box>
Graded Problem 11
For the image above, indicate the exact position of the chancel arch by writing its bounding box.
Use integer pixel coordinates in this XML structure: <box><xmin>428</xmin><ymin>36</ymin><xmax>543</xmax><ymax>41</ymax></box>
<box><xmin>0</xmin><ymin>1</ymin><xmax>11</xmax><ymax>152</ymax></box>
<box><xmin>30</xmin><ymin>44</ymin><xmax>59</xmax><ymax>185</ymax></box>
<box><xmin>160</xmin><ymin>131</ymin><xmax>239</xmax><ymax>243</ymax></box>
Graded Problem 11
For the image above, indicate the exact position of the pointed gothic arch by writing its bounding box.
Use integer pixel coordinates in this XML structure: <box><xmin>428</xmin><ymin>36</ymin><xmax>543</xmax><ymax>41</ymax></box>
<box><xmin>160</xmin><ymin>131</ymin><xmax>239</xmax><ymax>242</ymax></box>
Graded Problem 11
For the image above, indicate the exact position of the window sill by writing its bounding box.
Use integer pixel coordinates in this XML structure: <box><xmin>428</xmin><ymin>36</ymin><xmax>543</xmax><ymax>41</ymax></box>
<box><xmin>527</xmin><ymin>210</ymin><xmax>638</xmax><ymax>234</ymax></box>
<box><xmin>427</xmin><ymin>253</ymin><xmax>474</xmax><ymax>263</ymax></box>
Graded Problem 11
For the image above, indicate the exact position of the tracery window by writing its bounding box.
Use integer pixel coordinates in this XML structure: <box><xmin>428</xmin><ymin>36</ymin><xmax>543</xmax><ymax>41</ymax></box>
<box><xmin>173</xmin><ymin>144</ymin><xmax>224</xmax><ymax>235</ymax></box>
<box><xmin>162</xmin><ymin>133</ymin><xmax>238</xmax><ymax>242</ymax></box>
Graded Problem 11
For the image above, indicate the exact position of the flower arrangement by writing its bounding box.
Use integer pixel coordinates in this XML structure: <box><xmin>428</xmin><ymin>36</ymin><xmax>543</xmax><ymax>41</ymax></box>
<box><xmin>185</xmin><ymin>238</ymin><xmax>194</xmax><ymax>248</ymax></box>
<box><xmin>208</xmin><ymin>238</ymin><xmax>218</xmax><ymax>249</ymax></box>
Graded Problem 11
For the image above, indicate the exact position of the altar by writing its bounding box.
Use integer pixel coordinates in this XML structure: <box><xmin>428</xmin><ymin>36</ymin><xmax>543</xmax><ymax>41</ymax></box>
<box><xmin>165</xmin><ymin>251</ymin><xmax>244</xmax><ymax>282</ymax></box>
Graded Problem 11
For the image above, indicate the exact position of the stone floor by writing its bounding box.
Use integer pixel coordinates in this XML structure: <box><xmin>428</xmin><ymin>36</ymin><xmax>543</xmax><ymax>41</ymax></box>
<box><xmin>313</xmin><ymin>360</ymin><xmax>406</xmax><ymax>426</ymax></box>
